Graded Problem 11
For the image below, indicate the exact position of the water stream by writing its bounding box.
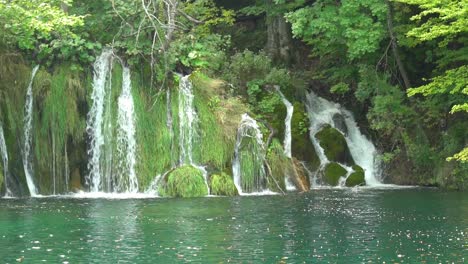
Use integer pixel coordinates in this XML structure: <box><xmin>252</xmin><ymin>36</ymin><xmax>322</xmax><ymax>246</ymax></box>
<box><xmin>177</xmin><ymin>75</ymin><xmax>209</xmax><ymax>193</ymax></box>
<box><xmin>232</xmin><ymin>114</ymin><xmax>268</xmax><ymax>194</ymax></box>
<box><xmin>0</xmin><ymin>123</ymin><xmax>12</xmax><ymax>197</ymax></box>
<box><xmin>22</xmin><ymin>65</ymin><xmax>40</xmax><ymax>196</ymax></box>
<box><xmin>178</xmin><ymin>75</ymin><xmax>198</xmax><ymax>165</ymax></box>
<box><xmin>305</xmin><ymin>92</ymin><xmax>382</xmax><ymax>186</ymax></box>
<box><xmin>115</xmin><ymin>66</ymin><xmax>139</xmax><ymax>193</ymax></box>
<box><xmin>86</xmin><ymin>50</ymin><xmax>114</xmax><ymax>192</ymax></box>
<box><xmin>86</xmin><ymin>50</ymin><xmax>139</xmax><ymax>193</ymax></box>
<box><xmin>275</xmin><ymin>86</ymin><xmax>296</xmax><ymax>191</ymax></box>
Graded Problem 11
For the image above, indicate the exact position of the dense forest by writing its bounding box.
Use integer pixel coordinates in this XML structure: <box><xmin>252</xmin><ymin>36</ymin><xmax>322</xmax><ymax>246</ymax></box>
<box><xmin>0</xmin><ymin>0</ymin><xmax>466</xmax><ymax>197</ymax></box>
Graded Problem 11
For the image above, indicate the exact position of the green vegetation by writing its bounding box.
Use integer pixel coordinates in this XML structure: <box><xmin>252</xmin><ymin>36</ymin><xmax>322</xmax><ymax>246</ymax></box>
<box><xmin>210</xmin><ymin>172</ymin><xmax>238</xmax><ymax>196</ymax></box>
<box><xmin>323</xmin><ymin>162</ymin><xmax>347</xmax><ymax>186</ymax></box>
<box><xmin>192</xmin><ymin>73</ymin><xmax>237</xmax><ymax>170</ymax></box>
<box><xmin>266</xmin><ymin>139</ymin><xmax>287</xmax><ymax>192</ymax></box>
<box><xmin>133</xmin><ymin>75</ymin><xmax>174</xmax><ymax>189</ymax></box>
<box><xmin>160</xmin><ymin>165</ymin><xmax>208</xmax><ymax>198</ymax></box>
<box><xmin>0</xmin><ymin>0</ymin><xmax>466</xmax><ymax>194</ymax></box>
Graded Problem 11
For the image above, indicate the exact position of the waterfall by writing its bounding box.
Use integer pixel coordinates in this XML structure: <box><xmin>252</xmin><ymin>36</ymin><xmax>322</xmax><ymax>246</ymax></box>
<box><xmin>22</xmin><ymin>65</ymin><xmax>40</xmax><ymax>196</ymax></box>
<box><xmin>275</xmin><ymin>86</ymin><xmax>296</xmax><ymax>191</ymax></box>
<box><xmin>178</xmin><ymin>75</ymin><xmax>198</xmax><ymax>165</ymax></box>
<box><xmin>305</xmin><ymin>92</ymin><xmax>382</xmax><ymax>186</ymax></box>
<box><xmin>232</xmin><ymin>114</ymin><xmax>268</xmax><ymax>194</ymax></box>
<box><xmin>86</xmin><ymin>50</ymin><xmax>113</xmax><ymax>192</ymax></box>
<box><xmin>275</xmin><ymin>86</ymin><xmax>293</xmax><ymax>158</ymax></box>
<box><xmin>115</xmin><ymin>66</ymin><xmax>139</xmax><ymax>193</ymax></box>
<box><xmin>166</xmin><ymin>88</ymin><xmax>176</xmax><ymax>167</ymax></box>
<box><xmin>177</xmin><ymin>75</ymin><xmax>209</xmax><ymax>193</ymax></box>
<box><xmin>0</xmin><ymin>123</ymin><xmax>13</xmax><ymax>197</ymax></box>
<box><xmin>87</xmin><ymin>50</ymin><xmax>140</xmax><ymax>193</ymax></box>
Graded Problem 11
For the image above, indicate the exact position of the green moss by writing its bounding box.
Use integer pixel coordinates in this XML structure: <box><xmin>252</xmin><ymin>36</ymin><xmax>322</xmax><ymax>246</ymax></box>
<box><xmin>316</xmin><ymin>125</ymin><xmax>354</xmax><ymax>166</ymax></box>
<box><xmin>191</xmin><ymin>72</ymin><xmax>243</xmax><ymax>170</ymax></box>
<box><xmin>291</xmin><ymin>102</ymin><xmax>320</xmax><ymax>170</ymax></box>
<box><xmin>32</xmin><ymin>65</ymin><xmax>87</xmax><ymax>194</ymax></box>
<box><xmin>160</xmin><ymin>165</ymin><xmax>208</xmax><ymax>198</ymax></box>
<box><xmin>237</xmin><ymin>129</ymin><xmax>267</xmax><ymax>193</ymax></box>
<box><xmin>133</xmin><ymin>73</ymin><xmax>174</xmax><ymax>189</ymax></box>
<box><xmin>210</xmin><ymin>172</ymin><xmax>238</xmax><ymax>196</ymax></box>
<box><xmin>0</xmin><ymin>54</ymin><xmax>31</xmax><ymax>190</ymax></box>
<box><xmin>323</xmin><ymin>162</ymin><xmax>347</xmax><ymax>186</ymax></box>
<box><xmin>346</xmin><ymin>165</ymin><xmax>365</xmax><ymax>187</ymax></box>
<box><xmin>266</xmin><ymin>139</ymin><xmax>287</xmax><ymax>192</ymax></box>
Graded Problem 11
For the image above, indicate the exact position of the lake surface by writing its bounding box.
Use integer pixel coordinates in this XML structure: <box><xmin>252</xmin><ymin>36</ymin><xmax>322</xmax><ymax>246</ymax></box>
<box><xmin>0</xmin><ymin>188</ymin><xmax>466</xmax><ymax>263</ymax></box>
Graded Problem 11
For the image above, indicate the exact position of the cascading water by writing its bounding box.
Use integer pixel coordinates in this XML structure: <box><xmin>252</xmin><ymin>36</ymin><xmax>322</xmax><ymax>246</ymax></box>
<box><xmin>23</xmin><ymin>65</ymin><xmax>40</xmax><ymax>196</ymax></box>
<box><xmin>87</xmin><ymin>51</ymin><xmax>140</xmax><ymax>193</ymax></box>
<box><xmin>86</xmin><ymin>50</ymin><xmax>113</xmax><ymax>192</ymax></box>
<box><xmin>177</xmin><ymin>75</ymin><xmax>209</xmax><ymax>193</ymax></box>
<box><xmin>275</xmin><ymin>86</ymin><xmax>296</xmax><ymax>191</ymax></box>
<box><xmin>0</xmin><ymin>123</ymin><xmax>13</xmax><ymax>197</ymax></box>
<box><xmin>178</xmin><ymin>75</ymin><xmax>198</xmax><ymax>165</ymax></box>
<box><xmin>115</xmin><ymin>66</ymin><xmax>139</xmax><ymax>193</ymax></box>
<box><xmin>232</xmin><ymin>114</ymin><xmax>268</xmax><ymax>194</ymax></box>
<box><xmin>305</xmin><ymin>92</ymin><xmax>382</xmax><ymax>186</ymax></box>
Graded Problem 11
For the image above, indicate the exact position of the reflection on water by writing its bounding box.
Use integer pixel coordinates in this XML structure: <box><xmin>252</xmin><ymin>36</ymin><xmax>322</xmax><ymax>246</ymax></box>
<box><xmin>0</xmin><ymin>189</ymin><xmax>466</xmax><ymax>262</ymax></box>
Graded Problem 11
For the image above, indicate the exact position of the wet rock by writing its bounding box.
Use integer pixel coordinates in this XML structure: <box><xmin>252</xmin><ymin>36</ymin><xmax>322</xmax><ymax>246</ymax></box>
<box><xmin>332</xmin><ymin>113</ymin><xmax>348</xmax><ymax>136</ymax></box>
<box><xmin>70</xmin><ymin>168</ymin><xmax>82</xmax><ymax>191</ymax></box>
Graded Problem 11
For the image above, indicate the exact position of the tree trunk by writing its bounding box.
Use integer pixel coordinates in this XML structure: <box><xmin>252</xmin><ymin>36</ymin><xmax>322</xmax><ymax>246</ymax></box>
<box><xmin>60</xmin><ymin>2</ymin><xmax>69</xmax><ymax>13</ymax></box>
<box><xmin>386</xmin><ymin>0</ymin><xmax>411</xmax><ymax>89</ymax></box>
<box><xmin>163</xmin><ymin>0</ymin><xmax>179</xmax><ymax>52</ymax></box>
<box><xmin>266</xmin><ymin>1</ymin><xmax>293</xmax><ymax>63</ymax></box>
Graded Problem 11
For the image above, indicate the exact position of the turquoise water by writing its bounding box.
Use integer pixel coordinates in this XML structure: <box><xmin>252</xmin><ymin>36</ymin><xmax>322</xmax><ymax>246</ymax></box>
<box><xmin>0</xmin><ymin>188</ymin><xmax>466</xmax><ymax>263</ymax></box>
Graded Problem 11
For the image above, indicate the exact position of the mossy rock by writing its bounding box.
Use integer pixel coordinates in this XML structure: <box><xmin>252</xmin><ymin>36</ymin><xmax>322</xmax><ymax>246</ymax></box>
<box><xmin>291</xmin><ymin>102</ymin><xmax>320</xmax><ymax>170</ymax></box>
<box><xmin>316</xmin><ymin>125</ymin><xmax>354</xmax><ymax>166</ymax></box>
<box><xmin>210</xmin><ymin>172</ymin><xmax>238</xmax><ymax>196</ymax></box>
<box><xmin>323</xmin><ymin>162</ymin><xmax>347</xmax><ymax>186</ymax></box>
<box><xmin>346</xmin><ymin>165</ymin><xmax>365</xmax><ymax>187</ymax></box>
<box><xmin>160</xmin><ymin>165</ymin><xmax>208</xmax><ymax>198</ymax></box>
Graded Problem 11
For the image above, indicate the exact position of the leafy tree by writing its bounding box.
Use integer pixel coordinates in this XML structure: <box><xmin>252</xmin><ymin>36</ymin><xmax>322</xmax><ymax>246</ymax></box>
<box><xmin>0</xmin><ymin>0</ymin><xmax>99</xmax><ymax>63</ymax></box>
<box><xmin>397</xmin><ymin>0</ymin><xmax>468</xmax><ymax>162</ymax></box>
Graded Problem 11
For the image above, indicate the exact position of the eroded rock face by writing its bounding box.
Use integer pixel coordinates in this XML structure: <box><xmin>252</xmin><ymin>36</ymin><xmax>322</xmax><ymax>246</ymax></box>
<box><xmin>71</xmin><ymin>169</ymin><xmax>82</xmax><ymax>192</ymax></box>
<box><xmin>315</xmin><ymin>125</ymin><xmax>354</xmax><ymax>166</ymax></box>
<box><xmin>290</xmin><ymin>158</ymin><xmax>310</xmax><ymax>192</ymax></box>
<box><xmin>332</xmin><ymin>113</ymin><xmax>348</xmax><ymax>136</ymax></box>
<box><xmin>323</xmin><ymin>162</ymin><xmax>347</xmax><ymax>186</ymax></box>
